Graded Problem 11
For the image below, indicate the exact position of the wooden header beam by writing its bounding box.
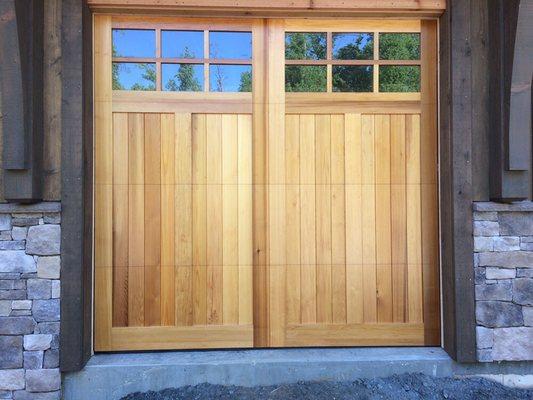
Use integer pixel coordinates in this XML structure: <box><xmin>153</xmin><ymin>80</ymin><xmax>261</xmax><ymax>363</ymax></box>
<box><xmin>87</xmin><ymin>0</ymin><xmax>446</xmax><ymax>16</ymax></box>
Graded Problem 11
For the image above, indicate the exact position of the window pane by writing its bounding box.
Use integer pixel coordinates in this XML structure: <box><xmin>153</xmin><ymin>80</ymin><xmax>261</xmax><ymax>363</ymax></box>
<box><xmin>379</xmin><ymin>33</ymin><xmax>420</xmax><ymax>60</ymax></box>
<box><xmin>112</xmin><ymin>63</ymin><xmax>156</xmax><ymax>91</ymax></box>
<box><xmin>162</xmin><ymin>31</ymin><xmax>203</xmax><ymax>58</ymax></box>
<box><xmin>333</xmin><ymin>65</ymin><xmax>373</xmax><ymax>92</ymax></box>
<box><xmin>285</xmin><ymin>33</ymin><xmax>327</xmax><ymax>60</ymax></box>
<box><xmin>379</xmin><ymin>66</ymin><xmax>420</xmax><ymax>92</ymax></box>
<box><xmin>332</xmin><ymin>33</ymin><xmax>373</xmax><ymax>60</ymax></box>
<box><xmin>209</xmin><ymin>32</ymin><xmax>252</xmax><ymax>59</ymax></box>
<box><xmin>209</xmin><ymin>65</ymin><xmax>252</xmax><ymax>92</ymax></box>
<box><xmin>162</xmin><ymin>64</ymin><xmax>203</xmax><ymax>92</ymax></box>
<box><xmin>112</xmin><ymin>29</ymin><xmax>155</xmax><ymax>58</ymax></box>
<box><xmin>285</xmin><ymin>65</ymin><xmax>327</xmax><ymax>92</ymax></box>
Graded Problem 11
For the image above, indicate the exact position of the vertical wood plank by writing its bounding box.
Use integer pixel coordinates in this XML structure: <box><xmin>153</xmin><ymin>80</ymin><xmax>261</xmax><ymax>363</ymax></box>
<box><xmin>406</xmin><ymin>114</ymin><xmax>423</xmax><ymax>323</ymax></box>
<box><xmin>390</xmin><ymin>114</ymin><xmax>407</xmax><ymax>323</ymax></box>
<box><xmin>345</xmin><ymin>114</ymin><xmax>363</xmax><ymax>324</ymax></box>
<box><xmin>160</xmin><ymin>113</ymin><xmax>175</xmax><ymax>326</ymax></box>
<box><xmin>299</xmin><ymin>115</ymin><xmax>317</xmax><ymax>324</ymax></box>
<box><xmin>206</xmin><ymin>114</ymin><xmax>223</xmax><ymax>325</ymax></box>
<box><xmin>315</xmin><ymin>114</ymin><xmax>332</xmax><ymax>324</ymax></box>
<box><xmin>222</xmin><ymin>114</ymin><xmax>239</xmax><ymax>325</ymax></box>
<box><xmin>128</xmin><ymin>113</ymin><xmax>145</xmax><ymax>327</ymax></box>
<box><xmin>192</xmin><ymin>114</ymin><xmax>207</xmax><ymax>325</ymax></box>
<box><xmin>238</xmin><ymin>114</ymin><xmax>253</xmax><ymax>325</ymax></box>
<box><xmin>144</xmin><ymin>114</ymin><xmax>161</xmax><ymax>326</ymax></box>
<box><xmin>375</xmin><ymin>114</ymin><xmax>392</xmax><ymax>323</ymax></box>
<box><xmin>112</xmin><ymin>113</ymin><xmax>129</xmax><ymax>327</ymax></box>
<box><xmin>361</xmin><ymin>114</ymin><xmax>377</xmax><ymax>323</ymax></box>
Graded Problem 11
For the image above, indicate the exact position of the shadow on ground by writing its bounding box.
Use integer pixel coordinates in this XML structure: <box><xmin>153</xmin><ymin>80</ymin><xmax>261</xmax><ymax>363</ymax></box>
<box><xmin>121</xmin><ymin>373</ymin><xmax>532</xmax><ymax>400</ymax></box>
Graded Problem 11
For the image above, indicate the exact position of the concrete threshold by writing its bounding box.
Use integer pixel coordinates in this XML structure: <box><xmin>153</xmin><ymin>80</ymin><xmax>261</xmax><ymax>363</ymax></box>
<box><xmin>62</xmin><ymin>347</ymin><xmax>532</xmax><ymax>400</ymax></box>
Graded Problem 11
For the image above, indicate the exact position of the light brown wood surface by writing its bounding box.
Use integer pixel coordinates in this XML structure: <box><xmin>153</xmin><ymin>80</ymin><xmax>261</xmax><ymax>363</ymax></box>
<box><xmin>94</xmin><ymin>15</ymin><xmax>439</xmax><ymax>351</ymax></box>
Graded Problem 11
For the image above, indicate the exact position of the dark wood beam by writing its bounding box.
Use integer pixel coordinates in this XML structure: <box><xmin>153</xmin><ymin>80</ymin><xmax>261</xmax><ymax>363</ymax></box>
<box><xmin>0</xmin><ymin>0</ymin><xmax>44</xmax><ymax>202</ymax></box>
<box><xmin>60</xmin><ymin>0</ymin><xmax>93</xmax><ymax>372</ymax></box>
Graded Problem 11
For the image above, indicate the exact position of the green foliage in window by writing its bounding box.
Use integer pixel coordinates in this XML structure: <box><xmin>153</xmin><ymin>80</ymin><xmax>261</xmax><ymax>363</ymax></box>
<box><xmin>285</xmin><ymin>33</ymin><xmax>326</xmax><ymax>60</ymax></box>
<box><xmin>333</xmin><ymin>66</ymin><xmax>373</xmax><ymax>92</ymax></box>
<box><xmin>379</xmin><ymin>33</ymin><xmax>420</xmax><ymax>60</ymax></box>
<box><xmin>332</xmin><ymin>33</ymin><xmax>373</xmax><ymax>60</ymax></box>
<box><xmin>165</xmin><ymin>48</ymin><xmax>202</xmax><ymax>91</ymax></box>
<box><xmin>285</xmin><ymin>66</ymin><xmax>327</xmax><ymax>92</ymax></box>
<box><xmin>379</xmin><ymin>66</ymin><xmax>420</xmax><ymax>92</ymax></box>
<box><xmin>130</xmin><ymin>64</ymin><xmax>156</xmax><ymax>91</ymax></box>
<box><xmin>239</xmin><ymin>70</ymin><xmax>252</xmax><ymax>92</ymax></box>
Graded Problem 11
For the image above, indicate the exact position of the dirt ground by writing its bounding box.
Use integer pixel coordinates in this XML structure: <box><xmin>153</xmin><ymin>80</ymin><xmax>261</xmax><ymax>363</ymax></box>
<box><xmin>121</xmin><ymin>373</ymin><xmax>533</xmax><ymax>400</ymax></box>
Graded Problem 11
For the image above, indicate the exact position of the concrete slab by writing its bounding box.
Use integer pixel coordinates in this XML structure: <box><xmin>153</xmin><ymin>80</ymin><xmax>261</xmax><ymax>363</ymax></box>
<box><xmin>62</xmin><ymin>348</ymin><xmax>533</xmax><ymax>400</ymax></box>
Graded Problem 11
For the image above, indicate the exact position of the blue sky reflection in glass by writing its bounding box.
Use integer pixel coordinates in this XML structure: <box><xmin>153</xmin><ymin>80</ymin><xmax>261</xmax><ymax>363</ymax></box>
<box><xmin>114</xmin><ymin>63</ymin><xmax>156</xmax><ymax>90</ymax></box>
<box><xmin>209</xmin><ymin>32</ymin><xmax>252</xmax><ymax>59</ymax></box>
<box><xmin>209</xmin><ymin>65</ymin><xmax>252</xmax><ymax>92</ymax></box>
<box><xmin>112</xmin><ymin>29</ymin><xmax>155</xmax><ymax>58</ymax></box>
<box><xmin>332</xmin><ymin>33</ymin><xmax>374</xmax><ymax>60</ymax></box>
<box><xmin>162</xmin><ymin>31</ymin><xmax>203</xmax><ymax>58</ymax></box>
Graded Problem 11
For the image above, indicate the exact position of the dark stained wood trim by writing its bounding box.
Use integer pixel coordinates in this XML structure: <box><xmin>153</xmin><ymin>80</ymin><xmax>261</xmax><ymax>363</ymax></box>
<box><xmin>488</xmin><ymin>0</ymin><xmax>530</xmax><ymax>201</ymax></box>
<box><xmin>439</xmin><ymin>0</ymin><xmax>477</xmax><ymax>362</ymax></box>
<box><xmin>0</xmin><ymin>0</ymin><xmax>44</xmax><ymax>202</ymax></box>
<box><xmin>60</xmin><ymin>0</ymin><xmax>93</xmax><ymax>372</ymax></box>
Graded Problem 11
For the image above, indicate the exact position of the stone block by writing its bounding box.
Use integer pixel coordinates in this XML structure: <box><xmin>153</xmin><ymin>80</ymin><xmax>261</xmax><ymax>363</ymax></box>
<box><xmin>0</xmin><ymin>231</ymin><xmax>11</xmax><ymax>241</ymax></box>
<box><xmin>43</xmin><ymin>213</ymin><xmax>60</xmax><ymax>224</ymax></box>
<box><xmin>474</xmin><ymin>267</ymin><xmax>485</xmax><ymax>284</ymax></box>
<box><xmin>0</xmin><ymin>369</ymin><xmax>25</xmax><ymax>390</ymax></box>
<box><xmin>43</xmin><ymin>349</ymin><xmax>59</xmax><ymax>369</ymax></box>
<box><xmin>50</xmin><ymin>334</ymin><xmax>59</xmax><ymax>350</ymax></box>
<box><xmin>499</xmin><ymin>212</ymin><xmax>533</xmax><ymax>236</ymax></box>
<box><xmin>477</xmin><ymin>349</ymin><xmax>493</xmax><ymax>362</ymax></box>
<box><xmin>473</xmin><ymin>211</ymin><xmax>498</xmax><ymax>221</ymax></box>
<box><xmin>475</xmin><ymin>282</ymin><xmax>512</xmax><ymax>301</ymax></box>
<box><xmin>0</xmin><ymin>251</ymin><xmax>36</xmax><ymax>273</ymax></box>
<box><xmin>521</xmin><ymin>242</ymin><xmax>533</xmax><ymax>251</ymax></box>
<box><xmin>478</xmin><ymin>251</ymin><xmax>533</xmax><ymax>268</ymax></box>
<box><xmin>23</xmin><ymin>351</ymin><xmax>43</xmax><ymax>370</ymax></box>
<box><xmin>12</xmin><ymin>218</ymin><xmax>40</xmax><ymax>227</ymax></box>
<box><xmin>0</xmin><ymin>300</ymin><xmax>11</xmax><ymax>316</ymax></box>
<box><xmin>32</xmin><ymin>299</ymin><xmax>60</xmax><ymax>322</ymax></box>
<box><xmin>0</xmin><ymin>336</ymin><xmax>23</xmax><ymax>368</ymax></box>
<box><xmin>36</xmin><ymin>257</ymin><xmax>60</xmax><ymax>280</ymax></box>
<box><xmin>493</xmin><ymin>327</ymin><xmax>533</xmax><ymax>361</ymax></box>
<box><xmin>35</xmin><ymin>322</ymin><xmax>59</xmax><ymax>334</ymax></box>
<box><xmin>0</xmin><ymin>289</ymin><xmax>26</xmax><ymax>300</ymax></box>
<box><xmin>517</xmin><ymin>268</ymin><xmax>533</xmax><ymax>278</ymax></box>
<box><xmin>474</xmin><ymin>237</ymin><xmax>493</xmax><ymax>252</ymax></box>
<box><xmin>0</xmin><ymin>280</ymin><xmax>14</xmax><ymax>289</ymax></box>
<box><xmin>26</xmin><ymin>225</ymin><xmax>60</xmax><ymax>256</ymax></box>
<box><xmin>513</xmin><ymin>278</ymin><xmax>533</xmax><ymax>305</ymax></box>
<box><xmin>51</xmin><ymin>281</ymin><xmax>59</xmax><ymax>299</ymax></box>
<box><xmin>0</xmin><ymin>317</ymin><xmax>35</xmax><ymax>335</ymax></box>
<box><xmin>11</xmin><ymin>227</ymin><xmax>28</xmax><ymax>241</ymax></box>
<box><xmin>27</xmin><ymin>279</ymin><xmax>51</xmax><ymax>300</ymax></box>
<box><xmin>13</xmin><ymin>390</ymin><xmax>61</xmax><ymax>400</ymax></box>
<box><xmin>476</xmin><ymin>326</ymin><xmax>493</xmax><ymax>349</ymax></box>
<box><xmin>10</xmin><ymin>310</ymin><xmax>32</xmax><ymax>317</ymax></box>
<box><xmin>0</xmin><ymin>241</ymin><xmax>26</xmax><ymax>250</ymax></box>
<box><xmin>25</xmin><ymin>369</ymin><xmax>61</xmax><ymax>392</ymax></box>
<box><xmin>24</xmin><ymin>334</ymin><xmax>52</xmax><ymax>351</ymax></box>
<box><xmin>0</xmin><ymin>215</ymin><xmax>12</xmax><ymax>230</ymax></box>
<box><xmin>524</xmin><ymin>307</ymin><xmax>533</xmax><ymax>326</ymax></box>
<box><xmin>485</xmin><ymin>267</ymin><xmax>516</xmax><ymax>280</ymax></box>
<box><xmin>473</xmin><ymin>221</ymin><xmax>499</xmax><ymax>236</ymax></box>
<box><xmin>493</xmin><ymin>236</ymin><xmax>520</xmax><ymax>251</ymax></box>
<box><xmin>476</xmin><ymin>301</ymin><xmax>523</xmax><ymax>327</ymax></box>
<box><xmin>12</xmin><ymin>300</ymin><xmax>32</xmax><ymax>310</ymax></box>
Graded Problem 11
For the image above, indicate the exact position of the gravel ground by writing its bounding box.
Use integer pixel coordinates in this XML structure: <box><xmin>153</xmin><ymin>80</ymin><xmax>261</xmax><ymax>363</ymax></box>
<box><xmin>121</xmin><ymin>373</ymin><xmax>533</xmax><ymax>400</ymax></box>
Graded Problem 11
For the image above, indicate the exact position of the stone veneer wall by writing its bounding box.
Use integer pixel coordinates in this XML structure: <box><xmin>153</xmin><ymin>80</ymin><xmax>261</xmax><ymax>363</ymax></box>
<box><xmin>473</xmin><ymin>202</ymin><xmax>533</xmax><ymax>362</ymax></box>
<box><xmin>0</xmin><ymin>203</ymin><xmax>61</xmax><ymax>400</ymax></box>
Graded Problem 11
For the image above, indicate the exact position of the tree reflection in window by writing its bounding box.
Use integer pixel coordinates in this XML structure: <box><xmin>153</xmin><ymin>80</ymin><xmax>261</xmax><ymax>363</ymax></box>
<box><xmin>163</xmin><ymin>48</ymin><xmax>203</xmax><ymax>92</ymax></box>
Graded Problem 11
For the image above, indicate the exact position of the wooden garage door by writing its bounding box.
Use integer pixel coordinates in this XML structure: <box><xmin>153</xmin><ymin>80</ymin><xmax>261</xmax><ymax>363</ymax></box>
<box><xmin>94</xmin><ymin>16</ymin><xmax>439</xmax><ymax>351</ymax></box>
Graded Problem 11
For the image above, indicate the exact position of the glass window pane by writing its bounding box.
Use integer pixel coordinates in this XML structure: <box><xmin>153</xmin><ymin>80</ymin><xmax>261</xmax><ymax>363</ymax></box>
<box><xmin>112</xmin><ymin>63</ymin><xmax>156</xmax><ymax>91</ymax></box>
<box><xmin>209</xmin><ymin>32</ymin><xmax>252</xmax><ymax>59</ymax></box>
<box><xmin>379</xmin><ymin>66</ymin><xmax>420</xmax><ymax>92</ymax></box>
<box><xmin>332</xmin><ymin>33</ymin><xmax>373</xmax><ymax>60</ymax></box>
<box><xmin>162</xmin><ymin>31</ymin><xmax>203</xmax><ymax>58</ymax></box>
<box><xmin>112</xmin><ymin>29</ymin><xmax>155</xmax><ymax>58</ymax></box>
<box><xmin>333</xmin><ymin>65</ymin><xmax>373</xmax><ymax>92</ymax></box>
<box><xmin>285</xmin><ymin>33</ymin><xmax>327</xmax><ymax>60</ymax></box>
<box><xmin>209</xmin><ymin>65</ymin><xmax>252</xmax><ymax>92</ymax></box>
<box><xmin>379</xmin><ymin>33</ymin><xmax>420</xmax><ymax>60</ymax></box>
<box><xmin>285</xmin><ymin>65</ymin><xmax>327</xmax><ymax>92</ymax></box>
<box><xmin>162</xmin><ymin>64</ymin><xmax>203</xmax><ymax>92</ymax></box>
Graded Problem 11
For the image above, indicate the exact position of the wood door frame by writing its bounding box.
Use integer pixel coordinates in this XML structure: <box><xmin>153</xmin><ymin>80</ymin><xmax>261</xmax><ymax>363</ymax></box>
<box><xmin>61</xmin><ymin>0</ymin><xmax>479</xmax><ymax>371</ymax></box>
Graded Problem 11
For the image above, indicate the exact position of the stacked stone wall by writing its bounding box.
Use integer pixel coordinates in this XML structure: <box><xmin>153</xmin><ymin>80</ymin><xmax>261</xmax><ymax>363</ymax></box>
<box><xmin>473</xmin><ymin>202</ymin><xmax>533</xmax><ymax>362</ymax></box>
<box><xmin>0</xmin><ymin>204</ymin><xmax>61</xmax><ymax>400</ymax></box>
